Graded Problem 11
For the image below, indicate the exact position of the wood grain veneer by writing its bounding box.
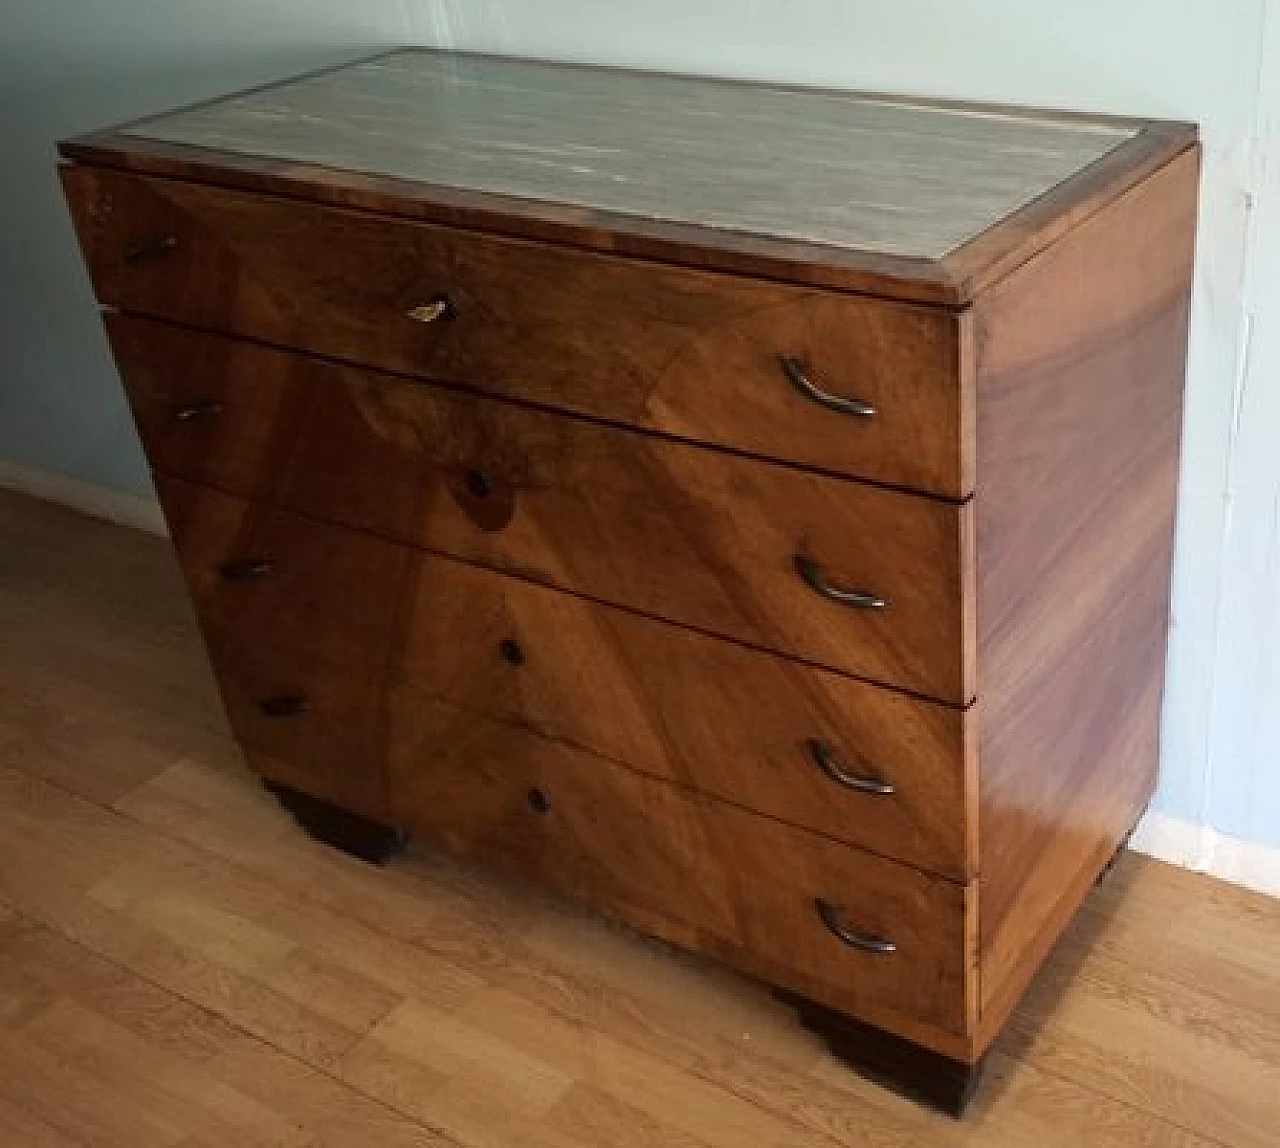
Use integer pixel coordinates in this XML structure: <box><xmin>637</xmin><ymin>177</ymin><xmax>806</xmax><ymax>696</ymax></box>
<box><xmin>151</xmin><ymin>471</ymin><xmax>973</xmax><ymax>878</ymax></box>
<box><xmin>71</xmin><ymin>174</ymin><xmax>969</xmax><ymax>497</ymax></box>
<box><xmin>389</xmin><ymin>700</ymin><xmax>974</xmax><ymax>1047</ymax></box>
<box><xmin>971</xmin><ymin>147</ymin><xmax>1199</xmax><ymax>1042</ymax></box>
<box><xmin>392</xmin><ymin>556</ymin><xmax>972</xmax><ymax>880</ymax></box>
<box><xmin>116</xmin><ymin>332</ymin><xmax>972</xmax><ymax>702</ymax></box>
<box><xmin>5</xmin><ymin>484</ymin><xmax>1279</xmax><ymax>1145</ymax></box>
<box><xmin>55</xmin><ymin>49</ymin><xmax>1200</xmax><ymax>1112</ymax></box>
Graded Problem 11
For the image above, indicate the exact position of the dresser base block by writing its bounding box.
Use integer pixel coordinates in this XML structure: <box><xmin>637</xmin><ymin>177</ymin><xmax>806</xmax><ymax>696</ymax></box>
<box><xmin>263</xmin><ymin>780</ymin><xmax>409</xmax><ymax>865</ymax></box>
<box><xmin>772</xmin><ymin>988</ymin><xmax>983</xmax><ymax>1117</ymax></box>
<box><xmin>1096</xmin><ymin>830</ymin><xmax>1136</xmax><ymax>888</ymax></box>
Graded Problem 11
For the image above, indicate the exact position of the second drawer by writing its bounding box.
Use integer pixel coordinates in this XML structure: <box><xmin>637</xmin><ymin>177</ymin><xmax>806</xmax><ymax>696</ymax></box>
<box><xmin>158</xmin><ymin>480</ymin><xmax>969</xmax><ymax>877</ymax></box>
<box><xmin>121</xmin><ymin>319</ymin><xmax>971</xmax><ymax>701</ymax></box>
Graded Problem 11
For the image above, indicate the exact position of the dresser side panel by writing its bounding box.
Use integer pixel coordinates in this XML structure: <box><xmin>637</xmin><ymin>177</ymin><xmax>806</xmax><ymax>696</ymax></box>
<box><xmin>972</xmin><ymin>146</ymin><xmax>1199</xmax><ymax>1043</ymax></box>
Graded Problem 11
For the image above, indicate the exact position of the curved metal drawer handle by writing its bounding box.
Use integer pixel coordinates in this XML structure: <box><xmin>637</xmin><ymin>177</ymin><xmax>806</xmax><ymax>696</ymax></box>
<box><xmin>806</xmin><ymin>738</ymin><xmax>894</xmax><ymax>796</ymax></box>
<box><xmin>815</xmin><ymin>898</ymin><xmax>896</xmax><ymax>955</ymax></box>
<box><xmin>219</xmin><ymin>557</ymin><xmax>275</xmax><ymax>582</ymax></box>
<box><xmin>123</xmin><ymin>233</ymin><xmax>178</xmax><ymax>265</ymax></box>
<box><xmin>257</xmin><ymin>695</ymin><xmax>309</xmax><ymax>718</ymax></box>
<box><xmin>780</xmin><ymin>356</ymin><xmax>875</xmax><ymax>418</ymax></box>
<box><xmin>794</xmin><ymin>555</ymin><xmax>886</xmax><ymax>610</ymax></box>
<box><xmin>174</xmin><ymin>400</ymin><xmax>223</xmax><ymax>422</ymax></box>
<box><xmin>407</xmin><ymin>294</ymin><xmax>456</xmax><ymax>324</ymax></box>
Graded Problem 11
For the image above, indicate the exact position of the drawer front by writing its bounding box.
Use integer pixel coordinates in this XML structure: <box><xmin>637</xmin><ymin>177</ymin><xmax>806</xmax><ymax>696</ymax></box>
<box><xmin>156</xmin><ymin>478</ymin><xmax>409</xmax><ymax>813</ymax></box>
<box><xmin>156</xmin><ymin>476</ymin><xmax>411</xmax><ymax>674</ymax></box>
<box><xmin>396</xmin><ymin>561</ymin><xmax>970</xmax><ymax>879</ymax></box>
<box><xmin>158</xmin><ymin>478</ymin><xmax>966</xmax><ymax>874</ymax></box>
<box><xmin>206</xmin><ymin>639</ymin><xmax>389</xmax><ymax>816</ymax></box>
<box><xmin>67</xmin><ymin>166</ymin><xmax>967</xmax><ymax>497</ymax></box>
<box><xmin>115</xmin><ymin>321</ymin><xmax>970</xmax><ymax>701</ymax></box>
<box><xmin>390</xmin><ymin>701</ymin><xmax>972</xmax><ymax>1039</ymax></box>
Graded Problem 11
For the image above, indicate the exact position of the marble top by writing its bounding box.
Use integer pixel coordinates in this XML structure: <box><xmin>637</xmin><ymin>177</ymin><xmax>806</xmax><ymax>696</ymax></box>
<box><xmin>123</xmin><ymin>50</ymin><xmax>1136</xmax><ymax>261</ymax></box>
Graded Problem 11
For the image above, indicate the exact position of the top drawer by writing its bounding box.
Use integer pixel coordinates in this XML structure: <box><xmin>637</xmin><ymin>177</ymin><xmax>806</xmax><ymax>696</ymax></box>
<box><xmin>61</xmin><ymin>165</ymin><xmax>969</xmax><ymax>498</ymax></box>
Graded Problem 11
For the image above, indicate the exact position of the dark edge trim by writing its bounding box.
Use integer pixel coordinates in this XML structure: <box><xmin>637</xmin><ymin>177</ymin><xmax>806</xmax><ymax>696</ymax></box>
<box><xmin>263</xmin><ymin>778</ymin><xmax>409</xmax><ymax>866</ymax></box>
<box><xmin>774</xmin><ymin>986</ymin><xmax>986</xmax><ymax>1117</ymax></box>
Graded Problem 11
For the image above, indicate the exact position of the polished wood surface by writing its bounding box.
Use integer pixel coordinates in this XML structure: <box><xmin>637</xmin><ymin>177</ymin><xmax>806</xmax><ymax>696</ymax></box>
<box><xmin>155</xmin><ymin>475</ymin><xmax>971</xmax><ymax>877</ymax></box>
<box><xmin>394</xmin><ymin>556</ymin><xmax>970</xmax><ymax>879</ymax></box>
<box><xmin>154</xmin><ymin>478</ymin><xmax>410</xmax><ymax>815</ymax></box>
<box><xmin>1</xmin><ymin>489</ymin><xmax>1276</xmax><ymax>1147</ymax></box>
<box><xmin>75</xmin><ymin>176</ymin><xmax>970</xmax><ymax>498</ymax></box>
<box><xmin>59</xmin><ymin>50</ymin><xmax>1197</xmax><ymax>304</ymax></box>
<box><xmin>972</xmin><ymin>147</ymin><xmax>1199</xmax><ymax>1038</ymax></box>
<box><xmin>390</xmin><ymin>701</ymin><xmax>971</xmax><ymax>1044</ymax></box>
<box><xmin>114</xmin><ymin>50</ymin><xmax>1133</xmax><ymax>261</ymax></box>
<box><xmin>151</xmin><ymin>479</ymin><xmax>975</xmax><ymax>1045</ymax></box>
<box><xmin>136</xmin><ymin>371</ymin><xmax>970</xmax><ymax>703</ymax></box>
<box><xmin>156</xmin><ymin>475</ymin><xmax>410</xmax><ymax>678</ymax></box>
<box><xmin>54</xmin><ymin>58</ymin><xmax>1201</xmax><ymax>1109</ymax></box>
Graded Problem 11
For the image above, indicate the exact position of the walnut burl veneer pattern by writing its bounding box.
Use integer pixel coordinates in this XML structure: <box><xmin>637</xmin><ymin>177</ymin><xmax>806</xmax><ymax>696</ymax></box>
<box><xmin>58</xmin><ymin>49</ymin><xmax>1199</xmax><ymax>1114</ymax></box>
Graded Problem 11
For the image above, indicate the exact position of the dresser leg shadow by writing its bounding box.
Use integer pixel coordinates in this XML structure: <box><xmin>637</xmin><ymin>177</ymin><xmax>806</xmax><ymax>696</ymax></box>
<box><xmin>263</xmin><ymin>780</ymin><xmax>409</xmax><ymax>866</ymax></box>
<box><xmin>1095</xmin><ymin>826</ymin><xmax>1136</xmax><ymax>887</ymax></box>
<box><xmin>772</xmin><ymin>987</ymin><xmax>984</xmax><ymax>1117</ymax></box>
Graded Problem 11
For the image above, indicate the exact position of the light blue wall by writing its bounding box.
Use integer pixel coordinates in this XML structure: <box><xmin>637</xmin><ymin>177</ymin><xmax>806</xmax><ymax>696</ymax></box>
<box><xmin>2</xmin><ymin>1</ymin><xmax>1276</xmax><ymax>853</ymax></box>
<box><xmin>0</xmin><ymin>1</ymin><xmax>410</xmax><ymax>498</ymax></box>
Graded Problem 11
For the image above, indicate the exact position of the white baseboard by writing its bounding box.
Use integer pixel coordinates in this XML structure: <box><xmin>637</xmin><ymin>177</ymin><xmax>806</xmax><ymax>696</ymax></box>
<box><xmin>0</xmin><ymin>459</ymin><xmax>167</xmax><ymax>536</ymax></box>
<box><xmin>1132</xmin><ymin>811</ymin><xmax>1280</xmax><ymax>899</ymax></box>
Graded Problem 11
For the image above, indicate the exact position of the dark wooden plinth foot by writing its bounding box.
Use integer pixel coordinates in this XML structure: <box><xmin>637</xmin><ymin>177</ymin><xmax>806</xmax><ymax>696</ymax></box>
<box><xmin>263</xmin><ymin>780</ymin><xmax>409</xmax><ymax>866</ymax></box>
<box><xmin>1096</xmin><ymin>826</ymin><xmax>1136</xmax><ymax>887</ymax></box>
<box><xmin>773</xmin><ymin>988</ymin><xmax>984</xmax><ymax>1117</ymax></box>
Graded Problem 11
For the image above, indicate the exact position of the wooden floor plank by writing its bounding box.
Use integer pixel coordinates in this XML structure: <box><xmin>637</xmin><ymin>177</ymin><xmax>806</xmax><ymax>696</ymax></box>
<box><xmin>0</xmin><ymin>1095</ymin><xmax>91</xmax><ymax>1148</ymax></box>
<box><xmin>0</xmin><ymin>488</ymin><xmax>1277</xmax><ymax>1147</ymax></box>
<box><xmin>0</xmin><ymin>1021</ymin><xmax>189</xmax><ymax>1148</ymax></box>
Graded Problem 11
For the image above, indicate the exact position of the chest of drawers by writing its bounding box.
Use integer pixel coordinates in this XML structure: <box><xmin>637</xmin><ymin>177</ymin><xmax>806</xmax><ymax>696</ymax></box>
<box><xmin>58</xmin><ymin>49</ymin><xmax>1198</xmax><ymax>1114</ymax></box>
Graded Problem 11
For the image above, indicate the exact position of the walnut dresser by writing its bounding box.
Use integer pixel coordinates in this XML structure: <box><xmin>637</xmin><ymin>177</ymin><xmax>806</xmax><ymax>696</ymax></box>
<box><xmin>57</xmin><ymin>49</ymin><xmax>1199</xmax><ymax>1114</ymax></box>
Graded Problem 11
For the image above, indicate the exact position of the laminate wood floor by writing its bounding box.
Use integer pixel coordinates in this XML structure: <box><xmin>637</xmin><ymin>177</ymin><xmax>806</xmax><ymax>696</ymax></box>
<box><xmin>0</xmin><ymin>486</ymin><xmax>1276</xmax><ymax>1146</ymax></box>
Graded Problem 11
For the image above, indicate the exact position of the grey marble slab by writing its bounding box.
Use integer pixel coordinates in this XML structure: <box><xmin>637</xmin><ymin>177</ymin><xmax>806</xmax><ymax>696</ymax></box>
<box><xmin>122</xmin><ymin>50</ymin><xmax>1136</xmax><ymax>260</ymax></box>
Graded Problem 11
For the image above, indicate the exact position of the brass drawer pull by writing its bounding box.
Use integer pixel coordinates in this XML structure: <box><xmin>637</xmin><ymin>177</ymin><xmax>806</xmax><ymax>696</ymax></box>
<box><xmin>815</xmin><ymin>898</ymin><xmax>896</xmax><ymax>955</ymax></box>
<box><xmin>780</xmin><ymin>355</ymin><xmax>875</xmax><ymax>418</ymax></box>
<box><xmin>219</xmin><ymin>557</ymin><xmax>275</xmax><ymax>581</ymax></box>
<box><xmin>123</xmin><ymin>232</ymin><xmax>178</xmax><ymax>265</ymax></box>
<box><xmin>407</xmin><ymin>294</ymin><xmax>456</xmax><ymax>324</ymax></box>
<box><xmin>174</xmin><ymin>400</ymin><xmax>223</xmax><ymax>422</ymax></box>
<box><xmin>806</xmin><ymin>738</ymin><xmax>894</xmax><ymax>796</ymax></box>
<box><xmin>257</xmin><ymin>695</ymin><xmax>309</xmax><ymax>718</ymax></box>
<box><xmin>794</xmin><ymin>555</ymin><xmax>886</xmax><ymax>610</ymax></box>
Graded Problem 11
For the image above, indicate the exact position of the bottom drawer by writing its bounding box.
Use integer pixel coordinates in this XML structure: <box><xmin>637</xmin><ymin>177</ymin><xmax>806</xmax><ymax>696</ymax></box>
<box><xmin>390</xmin><ymin>697</ymin><xmax>974</xmax><ymax>1042</ymax></box>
